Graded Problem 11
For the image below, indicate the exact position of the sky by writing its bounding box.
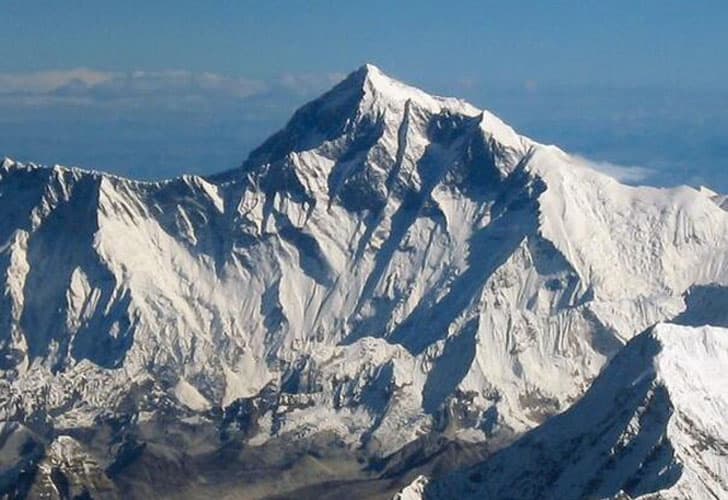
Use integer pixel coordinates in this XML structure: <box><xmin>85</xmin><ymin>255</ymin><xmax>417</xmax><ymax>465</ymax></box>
<box><xmin>1</xmin><ymin>1</ymin><xmax>727</xmax><ymax>190</ymax></box>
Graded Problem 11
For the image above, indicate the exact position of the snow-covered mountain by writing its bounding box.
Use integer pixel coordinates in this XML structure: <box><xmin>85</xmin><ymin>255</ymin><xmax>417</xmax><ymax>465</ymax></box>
<box><xmin>2</xmin><ymin>64</ymin><xmax>728</xmax><ymax>497</ymax></box>
<box><xmin>412</xmin><ymin>323</ymin><xmax>728</xmax><ymax>499</ymax></box>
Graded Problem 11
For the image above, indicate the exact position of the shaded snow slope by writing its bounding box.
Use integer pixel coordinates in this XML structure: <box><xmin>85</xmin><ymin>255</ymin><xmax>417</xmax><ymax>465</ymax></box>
<box><xmin>417</xmin><ymin>323</ymin><xmax>728</xmax><ymax>499</ymax></box>
<box><xmin>1</xmin><ymin>65</ymin><xmax>728</xmax><ymax>494</ymax></box>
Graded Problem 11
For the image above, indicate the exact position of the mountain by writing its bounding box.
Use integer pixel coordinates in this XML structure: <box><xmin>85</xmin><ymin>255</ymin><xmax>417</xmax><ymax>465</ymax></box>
<box><xmin>411</xmin><ymin>323</ymin><xmax>728</xmax><ymax>499</ymax></box>
<box><xmin>2</xmin><ymin>64</ymin><xmax>728</xmax><ymax>497</ymax></box>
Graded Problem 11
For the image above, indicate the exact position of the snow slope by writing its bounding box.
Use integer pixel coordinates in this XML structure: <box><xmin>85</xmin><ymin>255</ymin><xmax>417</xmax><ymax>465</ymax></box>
<box><xmin>417</xmin><ymin>323</ymin><xmax>728</xmax><ymax>499</ymax></box>
<box><xmin>2</xmin><ymin>64</ymin><xmax>728</xmax><ymax>494</ymax></box>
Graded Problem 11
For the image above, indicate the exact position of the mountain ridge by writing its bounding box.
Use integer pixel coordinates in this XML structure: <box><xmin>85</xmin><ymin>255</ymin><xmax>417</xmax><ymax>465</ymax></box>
<box><xmin>413</xmin><ymin>323</ymin><xmax>728</xmax><ymax>499</ymax></box>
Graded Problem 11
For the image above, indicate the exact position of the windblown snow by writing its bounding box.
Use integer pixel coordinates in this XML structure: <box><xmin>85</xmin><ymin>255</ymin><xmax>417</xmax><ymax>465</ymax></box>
<box><xmin>1</xmin><ymin>64</ymin><xmax>728</xmax><ymax>497</ymax></box>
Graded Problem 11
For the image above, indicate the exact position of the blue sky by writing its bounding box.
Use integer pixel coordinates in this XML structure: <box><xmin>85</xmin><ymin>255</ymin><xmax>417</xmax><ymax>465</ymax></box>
<box><xmin>1</xmin><ymin>1</ymin><xmax>727</xmax><ymax>189</ymax></box>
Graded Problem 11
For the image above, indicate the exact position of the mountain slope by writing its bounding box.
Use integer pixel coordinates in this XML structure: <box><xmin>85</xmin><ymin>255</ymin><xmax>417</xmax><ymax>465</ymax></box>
<box><xmin>2</xmin><ymin>64</ymin><xmax>728</xmax><ymax>495</ymax></box>
<box><xmin>416</xmin><ymin>323</ymin><xmax>728</xmax><ymax>499</ymax></box>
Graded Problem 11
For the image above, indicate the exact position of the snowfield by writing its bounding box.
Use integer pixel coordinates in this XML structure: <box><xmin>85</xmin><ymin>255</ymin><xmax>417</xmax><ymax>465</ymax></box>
<box><xmin>1</xmin><ymin>64</ymin><xmax>728</xmax><ymax>497</ymax></box>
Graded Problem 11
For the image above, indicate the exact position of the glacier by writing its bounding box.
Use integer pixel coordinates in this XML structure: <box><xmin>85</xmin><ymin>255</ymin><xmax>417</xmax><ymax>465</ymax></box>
<box><xmin>1</xmin><ymin>64</ymin><xmax>728</xmax><ymax>498</ymax></box>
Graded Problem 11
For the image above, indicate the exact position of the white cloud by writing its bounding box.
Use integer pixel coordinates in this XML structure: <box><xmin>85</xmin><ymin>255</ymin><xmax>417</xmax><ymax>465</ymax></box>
<box><xmin>0</xmin><ymin>68</ymin><xmax>343</xmax><ymax>104</ymax></box>
<box><xmin>0</xmin><ymin>68</ymin><xmax>114</xmax><ymax>94</ymax></box>
<box><xmin>574</xmin><ymin>155</ymin><xmax>655</xmax><ymax>183</ymax></box>
<box><xmin>81</xmin><ymin>70</ymin><xmax>268</xmax><ymax>100</ymax></box>
<box><xmin>0</xmin><ymin>68</ymin><xmax>270</xmax><ymax>101</ymax></box>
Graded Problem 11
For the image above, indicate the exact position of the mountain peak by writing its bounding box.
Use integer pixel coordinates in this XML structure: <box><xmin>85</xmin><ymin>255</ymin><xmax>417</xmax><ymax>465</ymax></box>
<box><xmin>342</xmin><ymin>64</ymin><xmax>530</xmax><ymax>156</ymax></box>
<box><xmin>239</xmin><ymin>63</ymin><xmax>488</xmax><ymax>173</ymax></box>
<box><xmin>349</xmin><ymin>63</ymin><xmax>402</xmax><ymax>89</ymax></box>
<box><xmin>342</xmin><ymin>63</ymin><xmax>479</xmax><ymax>117</ymax></box>
<box><xmin>353</xmin><ymin>63</ymin><xmax>405</xmax><ymax>92</ymax></box>
<box><xmin>354</xmin><ymin>62</ymin><xmax>384</xmax><ymax>77</ymax></box>
<box><xmin>235</xmin><ymin>62</ymin><xmax>533</xmax><ymax>191</ymax></box>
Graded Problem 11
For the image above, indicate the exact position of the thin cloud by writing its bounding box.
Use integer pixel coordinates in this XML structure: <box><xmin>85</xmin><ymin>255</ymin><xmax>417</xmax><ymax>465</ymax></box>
<box><xmin>0</xmin><ymin>68</ymin><xmax>344</xmax><ymax>105</ymax></box>
<box><xmin>82</xmin><ymin>71</ymin><xmax>267</xmax><ymax>100</ymax></box>
<box><xmin>0</xmin><ymin>68</ymin><xmax>268</xmax><ymax>101</ymax></box>
<box><xmin>0</xmin><ymin>68</ymin><xmax>113</xmax><ymax>94</ymax></box>
<box><xmin>574</xmin><ymin>155</ymin><xmax>656</xmax><ymax>184</ymax></box>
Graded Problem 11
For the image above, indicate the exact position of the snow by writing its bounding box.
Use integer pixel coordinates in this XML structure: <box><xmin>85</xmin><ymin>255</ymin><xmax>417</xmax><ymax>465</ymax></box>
<box><xmin>531</xmin><ymin>146</ymin><xmax>728</xmax><ymax>301</ymax></box>
<box><xmin>394</xmin><ymin>475</ymin><xmax>429</xmax><ymax>500</ymax></box>
<box><xmin>651</xmin><ymin>325</ymin><xmax>728</xmax><ymax>499</ymax></box>
<box><xmin>174</xmin><ymin>378</ymin><xmax>211</xmax><ymax>411</ymax></box>
<box><xmin>359</xmin><ymin>64</ymin><xmax>480</xmax><ymax>117</ymax></box>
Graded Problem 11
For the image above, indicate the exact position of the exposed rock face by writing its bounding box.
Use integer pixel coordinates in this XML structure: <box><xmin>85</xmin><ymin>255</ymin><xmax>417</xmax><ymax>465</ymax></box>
<box><xmin>2</xmin><ymin>64</ymin><xmax>728</xmax><ymax>496</ymax></box>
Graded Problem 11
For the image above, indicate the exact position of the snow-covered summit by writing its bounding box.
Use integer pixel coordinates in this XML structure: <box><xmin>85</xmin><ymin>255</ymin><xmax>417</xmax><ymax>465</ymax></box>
<box><xmin>354</xmin><ymin>63</ymin><xmax>480</xmax><ymax>114</ymax></box>
<box><xmin>233</xmin><ymin>64</ymin><xmax>530</xmax><ymax>198</ymax></box>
